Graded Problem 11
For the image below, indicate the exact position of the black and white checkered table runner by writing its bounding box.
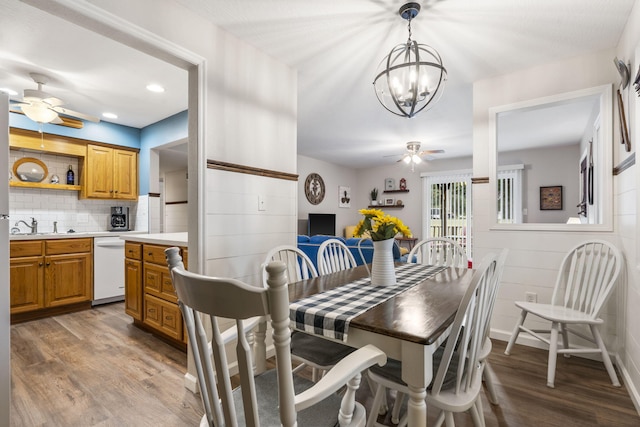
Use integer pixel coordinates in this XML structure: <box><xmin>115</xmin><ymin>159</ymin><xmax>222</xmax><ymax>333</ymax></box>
<box><xmin>290</xmin><ymin>264</ymin><xmax>447</xmax><ymax>341</ymax></box>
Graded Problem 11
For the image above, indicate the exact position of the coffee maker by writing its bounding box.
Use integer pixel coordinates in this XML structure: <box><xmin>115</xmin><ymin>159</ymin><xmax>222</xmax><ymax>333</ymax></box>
<box><xmin>109</xmin><ymin>206</ymin><xmax>129</xmax><ymax>231</ymax></box>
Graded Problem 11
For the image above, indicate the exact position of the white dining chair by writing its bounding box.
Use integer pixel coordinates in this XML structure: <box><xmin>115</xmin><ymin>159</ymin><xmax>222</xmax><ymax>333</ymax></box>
<box><xmin>317</xmin><ymin>238</ymin><xmax>358</xmax><ymax>275</ymax></box>
<box><xmin>478</xmin><ymin>248</ymin><xmax>509</xmax><ymax>406</ymax></box>
<box><xmin>504</xmin><ymin>240</ymin><xmax>622</xmax><ymax>388</ymax></box>
<box><xmin>408</xmin><ymin>237</ymin><xmax>468</xmax><ymax>268</ymax></box>
<box><xmin>166</xmin><ymin>247</ymin><xmax>387</xmax><ymax>427</ymax></box>
<box><xmin>366</xmin><ymin>253</ymin><xmax>499</xmax><ymax>427</ymax></box>
<box><xmin>263</xmin><ymin>245</ymin><xmax>356</xmax><ymax>381</ymax></box>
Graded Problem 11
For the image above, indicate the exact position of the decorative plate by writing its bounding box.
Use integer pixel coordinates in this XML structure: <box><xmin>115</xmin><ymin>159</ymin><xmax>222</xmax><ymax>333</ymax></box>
<box><xmin>304</xmin><ymin>173</ymin><xmax>325</xmax><ymax>205</ymax></box>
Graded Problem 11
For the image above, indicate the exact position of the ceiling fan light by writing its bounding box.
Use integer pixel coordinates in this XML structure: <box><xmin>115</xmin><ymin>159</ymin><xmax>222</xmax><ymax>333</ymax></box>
<box><xmin>411</xmin><ymin>154</ymin><xmax>422</xmax><ymax>164</ymax></box>
<box><xmin>22</xmin><ymin>103</ymin><xmax>57</xmax><ymax>123</ymax></box>
<box><xmin>403</xmin><ymin>155</ymin><xmax>412</xmax><ymax>164</ymax></box>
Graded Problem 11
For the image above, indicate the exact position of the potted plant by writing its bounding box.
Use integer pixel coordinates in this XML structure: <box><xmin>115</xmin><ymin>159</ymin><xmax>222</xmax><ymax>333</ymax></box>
<box><xmin>370</xmin><ymin>188</ymin><xmax>378</xmax><ymax>205</ymax></box>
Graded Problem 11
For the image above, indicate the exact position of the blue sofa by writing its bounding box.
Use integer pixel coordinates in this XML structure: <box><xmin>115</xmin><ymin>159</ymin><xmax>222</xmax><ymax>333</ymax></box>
<box><xmin>297</xmin><ymin>235</ymin><xmax>403</xmax><ymax>271</ymax></box>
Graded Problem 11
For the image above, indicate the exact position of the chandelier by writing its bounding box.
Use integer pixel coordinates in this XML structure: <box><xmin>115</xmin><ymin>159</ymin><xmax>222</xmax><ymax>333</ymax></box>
<box><xmin>373</xmin><ymin>2</ymin><xmax>447</xmax><ymax>118</ymax></box>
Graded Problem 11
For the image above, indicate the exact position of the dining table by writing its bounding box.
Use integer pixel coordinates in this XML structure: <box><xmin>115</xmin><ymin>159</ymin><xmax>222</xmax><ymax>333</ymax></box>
<box><xmin>285</xmin><ymin>262</ymin><xmax>473</xmax><ymax>427</ymax></box>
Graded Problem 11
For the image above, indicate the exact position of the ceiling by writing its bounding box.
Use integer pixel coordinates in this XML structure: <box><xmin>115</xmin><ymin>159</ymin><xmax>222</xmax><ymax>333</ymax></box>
<box><xmin>0</xmin><ymin>0</ymin><xmax>635</xmax><ymax>170</ymax></box>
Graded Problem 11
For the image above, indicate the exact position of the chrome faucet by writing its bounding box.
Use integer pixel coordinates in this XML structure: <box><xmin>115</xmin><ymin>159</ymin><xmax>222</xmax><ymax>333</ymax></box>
<box><xmin>15</xmin><ymin>218</ymin><xmax>38</xmax><ymax>234</ymax></box>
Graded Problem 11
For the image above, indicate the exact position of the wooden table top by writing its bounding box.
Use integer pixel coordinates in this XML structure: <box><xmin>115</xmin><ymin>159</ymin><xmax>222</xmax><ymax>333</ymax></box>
<box><xmin>288</xmin><ymin>264</ymin><xmax>472</xmax><ymax>346</ymax></box>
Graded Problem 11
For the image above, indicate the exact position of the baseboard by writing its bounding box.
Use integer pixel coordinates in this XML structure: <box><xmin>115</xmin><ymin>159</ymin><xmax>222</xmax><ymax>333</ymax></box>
<box><xmin>616</xmin><ymin>354</ymin><xmax>640</xmax><ymax>415</ymax></box>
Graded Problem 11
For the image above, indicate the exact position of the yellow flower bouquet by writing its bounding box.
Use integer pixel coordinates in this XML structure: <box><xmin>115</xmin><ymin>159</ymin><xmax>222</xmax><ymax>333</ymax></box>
<box><xmin>353</xmin><ymin>208</ymin><xmax>412</xmax><ymax>241</ymax></box>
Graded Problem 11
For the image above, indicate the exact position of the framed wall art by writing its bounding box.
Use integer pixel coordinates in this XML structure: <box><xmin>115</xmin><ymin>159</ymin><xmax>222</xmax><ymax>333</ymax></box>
<box><xmin>338</xmin><ymin>185</ymin><xmax>351</xmax><ymax>208</ymax></box>
<box><xmin>540</xmin><ymin>186</ymin><xmax>563</xmax><ymax>210</ymax></box>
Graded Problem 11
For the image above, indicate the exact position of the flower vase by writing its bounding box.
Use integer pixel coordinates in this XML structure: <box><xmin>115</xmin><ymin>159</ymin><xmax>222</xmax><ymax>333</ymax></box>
<box><xmin>371</xmin><ymin>238</ymin><xmax>396</xmax><ymax>286</ymax></box>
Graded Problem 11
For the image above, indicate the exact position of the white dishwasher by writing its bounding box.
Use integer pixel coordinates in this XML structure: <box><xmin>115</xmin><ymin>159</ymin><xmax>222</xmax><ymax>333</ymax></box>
<box><xmin>93</xmin><ymin>236</ymin><xmax>125</xmax><ymax>305</ymax></box>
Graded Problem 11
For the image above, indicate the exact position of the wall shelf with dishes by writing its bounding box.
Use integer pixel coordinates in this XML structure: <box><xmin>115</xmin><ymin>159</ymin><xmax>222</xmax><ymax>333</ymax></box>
<box><xmin>383</xmin><ymin>189</ymin><xmax>409</xmax><ymax>193</ymax></box>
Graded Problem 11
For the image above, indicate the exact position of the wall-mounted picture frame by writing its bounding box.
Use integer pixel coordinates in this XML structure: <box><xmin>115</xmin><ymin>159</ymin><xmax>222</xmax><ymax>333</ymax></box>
<box><xmin>540</xmin><ymin>186</ymin><xmax>563</xmax><ymax>210</ymax></box>
<box><xmin>338</xmin><ymin>185</ymin><xmax>351</xmax><ymax>208</ymax></box>
<box><xmin>384</xmin><ymin>197</ymin><xmax>395</xmax><ymax>206</ymax></box>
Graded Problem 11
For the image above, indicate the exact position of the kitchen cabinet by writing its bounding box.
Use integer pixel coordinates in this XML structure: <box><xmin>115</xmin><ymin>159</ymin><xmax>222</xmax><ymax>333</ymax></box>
<box><xmin>124</xmin><ymin>242</ymin><xmax>143</xmax><ymax>320</ymax></box>
<box><xmin>84</xmin><ymin>144</ymin><xmax>138</xmax><ymax>200</ymax></box>
<box><xmin>10</xmin><ymin>238</ymin><xmax>93</xmax><ymax>323</ymax></box>
<box><xmin>124</xmin><ymin>241</ymin><xmax>187</xmax><ymax>348</ymax></box>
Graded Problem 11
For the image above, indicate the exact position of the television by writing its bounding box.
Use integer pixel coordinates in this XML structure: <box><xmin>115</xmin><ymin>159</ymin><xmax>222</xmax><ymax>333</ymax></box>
<box><xmin>307</xmin><ymin>213</ymin><xmax>336</xmax><ymax>236</ymax></box>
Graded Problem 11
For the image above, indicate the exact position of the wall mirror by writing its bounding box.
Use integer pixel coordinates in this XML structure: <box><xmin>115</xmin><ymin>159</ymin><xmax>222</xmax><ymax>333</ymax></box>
<box><xmin>489</xmin><ymin>84</ymin><xmax>613</xmax><ymax>231</ymax></box>
<box><xmin>13</xmin><ymin>157</ymin><xmax>48</xmax><ymax>183</ymax></box>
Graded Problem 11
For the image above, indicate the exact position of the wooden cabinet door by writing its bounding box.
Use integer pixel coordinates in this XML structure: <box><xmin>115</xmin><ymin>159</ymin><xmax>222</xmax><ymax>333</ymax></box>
<box><xmin>44</xmin><ymin>253</ymin><xmax>92</xmax><ymax>307</ymax></box>
<box><xmin>10</xmin><ymin>256</ymin><xmax>44</xmax><ymax>314</ymax></box>
<box><xmin>85</xmin><ymin>145</ymin><xmax>114</xmax><ymax>198</ymax></box>
<box><xmin>113</xmin><ymin>149</ymin><xmax>137</xmax><ymax>200</ymax></box>
<box><xmin>124</xmin><ymin>258</ymin><xmax>142</xmax><ymax>320</ymax></box>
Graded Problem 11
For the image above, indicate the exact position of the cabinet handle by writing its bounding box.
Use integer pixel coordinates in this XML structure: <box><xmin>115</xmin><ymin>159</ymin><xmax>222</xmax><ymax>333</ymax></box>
<box><xmin>165</xmin><ymin>315</ymin><xmax>173</xmax><ymax>320</ymax></box>
<box><xmin>46</xmin><ymin>262</ymin><xmax>50</xmax><ymax>267</ymax></box>
<box><xmin>39</xmin><ymin>262</ymin><xmax>43</xmax><ymax>267</ymax></box>
<box><xmin>148</xmin><ymin>252</ymin><xmax>153</xmax><ymax>256</ymax></box>
<box><xmin>149</xmin><ymin>308</ymin><xmax>156</xmax><ymax>313</ymax></box>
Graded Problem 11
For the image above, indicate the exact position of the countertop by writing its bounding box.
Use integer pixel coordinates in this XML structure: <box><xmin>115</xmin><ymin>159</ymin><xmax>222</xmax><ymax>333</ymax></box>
<box><xmin>120</xmin><ymin>232</ymin><xmax>188</xmax><ymax>246</ymax></box>
<box><xmin>10</xmin><ymin>230</ymin><xmax>146</xmax><ymax>241</ymax></box>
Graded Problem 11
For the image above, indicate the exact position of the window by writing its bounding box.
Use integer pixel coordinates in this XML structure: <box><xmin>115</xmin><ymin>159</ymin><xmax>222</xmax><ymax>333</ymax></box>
<box><xmin>496</xmin><ymin>164</ymin><xmax>524</xmax><ymax>224</ymax></box>
<box><xmin>422</xmin><ymin>170</ymin><xmax>472</xmax><ymax>261</ymax></box>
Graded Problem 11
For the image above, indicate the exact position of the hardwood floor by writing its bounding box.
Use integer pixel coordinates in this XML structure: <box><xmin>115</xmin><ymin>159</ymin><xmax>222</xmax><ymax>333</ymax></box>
<box><xmin>10</xmin><ymin>302</ymin><xmax>640</xmax><ymax>426</ymax></box>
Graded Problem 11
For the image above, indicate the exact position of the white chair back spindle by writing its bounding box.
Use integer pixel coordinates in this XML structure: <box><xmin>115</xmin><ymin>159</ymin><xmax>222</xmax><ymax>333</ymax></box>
<box><xmin>408</xmin><ymin>237</ymin><xmax>468</xmax><ymax>269</ymax></box>
<box><xmin>318</xmin><ymin>239</ymin><xmax>358</xmax><ymax>275</ymax></box>
<box><xmin>552</xmin><ymin>240</ymin><xmax>621</xmax><ymax>318</ymax></box>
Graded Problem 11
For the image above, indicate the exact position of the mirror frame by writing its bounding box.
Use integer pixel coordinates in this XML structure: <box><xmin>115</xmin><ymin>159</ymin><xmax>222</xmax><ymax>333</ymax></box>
<box><xmin>13</xmin><ymin>157</ymin><xmax>48</xmax><ymax>183</ymax></box>
<box><xmin>488</xmin><ymin>84</ymin><xmax>613</xmax><ymax>232</ymax></box>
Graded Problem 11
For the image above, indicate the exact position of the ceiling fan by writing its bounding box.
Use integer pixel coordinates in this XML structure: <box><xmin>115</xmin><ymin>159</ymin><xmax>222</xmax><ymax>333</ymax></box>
<box><xmin>10</xmin><ymin>73</ymin><xmax>100</xmax><ymax>126</ymax></box>
<box><xmin>387</xmin><ymin>141</ymin><xmax>444</xmax><ymax>171</ymax></box>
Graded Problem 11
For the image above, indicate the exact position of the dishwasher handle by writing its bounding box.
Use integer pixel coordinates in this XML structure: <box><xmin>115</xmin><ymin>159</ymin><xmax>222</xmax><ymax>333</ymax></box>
<box><xmin>95</xmin><ymin>240</ymin><xmax>126</xmax><ymax>248</ymax></box>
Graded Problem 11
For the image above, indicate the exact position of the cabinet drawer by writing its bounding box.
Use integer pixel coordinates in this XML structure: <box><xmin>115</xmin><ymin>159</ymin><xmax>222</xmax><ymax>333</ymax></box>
<box><xmin>143</xmin><ymin>294</ymin><xmax>183</xmax><ymax>341</ymax></box>
<box><xmin>10</xmin><ymin>240</ymin><xmax>43</xmax><ymax>258</ymax></box>
<box><xmin>143</xmin><ymin>244</ymin><xmax>171</xmax><ymax>265</ymax></box>
<box><xmin>125</xmin><ymin>242</ymin><xmax>142</xmax><ymax>260</ymax></box>
<box><xmin>144</xmin><ymin>262</ymin><xmax>177</xmax><ymax>303</ymax></box>
<box><xmin>46</xmin><ymin>238</ymin><xmax>92</xmax><ymax>255</ymax></box>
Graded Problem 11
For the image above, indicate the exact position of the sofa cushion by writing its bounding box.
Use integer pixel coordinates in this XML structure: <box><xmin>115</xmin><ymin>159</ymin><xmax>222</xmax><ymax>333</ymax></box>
<box><xmin>297</xmin><ymin>235</ymin><xmax>310</xmax><ymax>243</ymax></box>
<box><xmin>345</xmin><ymin>238</ymin><xmax>372</xmax><ymax>247</ymax></box>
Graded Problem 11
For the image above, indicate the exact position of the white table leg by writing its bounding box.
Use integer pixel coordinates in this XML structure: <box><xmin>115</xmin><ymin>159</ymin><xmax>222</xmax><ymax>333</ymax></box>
<box><xmin>406</xmin><ymin>385</ymin><xmax>427</xmax><ymax>427</ymax></box>
<box><xmin>401</xmin><ymin>341</ymin><xmax>432</xmax><ymax>427</ymax></box>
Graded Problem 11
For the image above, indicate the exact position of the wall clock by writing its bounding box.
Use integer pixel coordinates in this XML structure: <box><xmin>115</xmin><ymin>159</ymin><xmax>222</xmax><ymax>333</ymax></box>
<box><xmin>304</xmin><ymin>173</ymin><xmax>325</xmax><ymax>205</ymax></box>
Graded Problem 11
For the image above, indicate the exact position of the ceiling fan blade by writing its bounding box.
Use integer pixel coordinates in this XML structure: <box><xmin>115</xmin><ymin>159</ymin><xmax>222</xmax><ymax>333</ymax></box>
<box><xmin>51</xmin><ymin>115</ymin><xmax>64</xmax><ymax>125</ymax></box>
<box><xmin>383</xmin><ymin>153</ymin><xmax>403</xmax><ymax>158</ymax></box>
<box><xmin>418</xmin><ymin>149</ymin><xmax>445</xmax><ymax>155</ymax></box>
<box><xmin>43</xmin><ymin>97</ymin><xmax>65</xmax><ymax>107</ymax></box>
<box><xmin>52</xmin><ymin>106</ymin><xmax>100</xmax><ymax>123</ymax></box>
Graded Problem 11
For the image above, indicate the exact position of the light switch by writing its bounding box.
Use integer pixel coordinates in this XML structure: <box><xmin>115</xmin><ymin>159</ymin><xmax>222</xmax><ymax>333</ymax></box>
<box><xmin>258</xmin><ymin>195</ymin><xmax>266</xmax><ymax>211</ymax></box>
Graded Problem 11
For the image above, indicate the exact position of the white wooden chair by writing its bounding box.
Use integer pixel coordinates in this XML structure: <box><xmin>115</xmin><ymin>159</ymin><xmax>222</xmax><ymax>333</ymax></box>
<box><xmin>408</xmin><ymin>237</ymin><xmax>468</xmax><ymax>268</ymax></box>
<box><xmin>317</xmin><ymin>238</ymin><xmax>358</xmax><ymax>275</ymax></box>
<box><xmin>478</xmin><ymin>248</ymin><xmax>509</xmax><ymax>406</ymax></box>
<box><xmin>166</xmin><ymin>247</ymin><xmax>387</xmax><ymax>427</ymax></box>
<box><xmin>366</xmin><ymin>253</ymin><xmax>499</xmax><ymax>427</ymax></box>
<box><xmin>504</xmin><ymin>240</ymin><xmax>622</xmax><ymax>388</ymax></box>
<box><xmin>263</xmin><ymin>245</ymin><xmax>356</xmax><ymax>380</ymax></box>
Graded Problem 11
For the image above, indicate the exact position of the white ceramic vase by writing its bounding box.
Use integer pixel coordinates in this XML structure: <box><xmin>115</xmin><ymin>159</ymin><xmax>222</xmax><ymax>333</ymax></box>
<box><xmin>371</xmin><ymin>238</ymin><xmax>396</xmax><ymax>286</ymax></box>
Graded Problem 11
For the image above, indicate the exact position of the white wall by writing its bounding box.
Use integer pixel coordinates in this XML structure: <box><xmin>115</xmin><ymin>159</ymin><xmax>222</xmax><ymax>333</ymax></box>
<box><xmin>297</xmin><ymin>155</ymin><xmax>359</xmax><ymax>237</ymax></box>
<box><xmin>472</xmin><ymin>47</ymin><xmax>640</xmax><ymax>407</ymax></box>
<box><xmin>499</xmin><ymin>144</ymin><xmax>580</xmax><ymax>223</ymax></box>
<box><xmin>615</xmin><ymin>0</ymin><xmax>640</xmax><ymax>411</ymax></box>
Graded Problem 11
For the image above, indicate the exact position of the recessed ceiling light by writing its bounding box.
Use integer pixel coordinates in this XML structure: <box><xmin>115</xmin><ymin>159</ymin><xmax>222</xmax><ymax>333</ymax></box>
<box><xmin>102</xmin><ymin>112</ymin><xmax>118</xmax><ymax>119</ymax></box>
<box><xmin>146</xmin><ymin>84</ymin><xmax>165</xmax><ymax>93</ymax></box>
<box><xmin>0</xmin><ymin>88</ymin><xmax>18</xmax><ymax>96</ymax></box>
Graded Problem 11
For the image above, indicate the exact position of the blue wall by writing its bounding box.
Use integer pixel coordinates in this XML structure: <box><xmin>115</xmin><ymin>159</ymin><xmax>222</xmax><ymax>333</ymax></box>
<box><xmin>139</xmin><ymin>110</ymin><xmax>188</xmax><ymax>195</ymax></box>
<box><xmin>10</xmin><ymin>113</ymin><xmax>140</xmax><ymax>148</ymax></box>
<box><xmin>10</xmin><ymin>110</ymin><xmax>189</xmax><ymax>196</ymax></box>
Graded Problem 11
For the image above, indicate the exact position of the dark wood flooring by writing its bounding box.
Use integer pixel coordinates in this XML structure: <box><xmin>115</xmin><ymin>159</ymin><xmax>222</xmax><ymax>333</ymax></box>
<box><xmin>10</xmin><ymin>302</ymin><xmax>640</xmax><ymax>426</ymax></box>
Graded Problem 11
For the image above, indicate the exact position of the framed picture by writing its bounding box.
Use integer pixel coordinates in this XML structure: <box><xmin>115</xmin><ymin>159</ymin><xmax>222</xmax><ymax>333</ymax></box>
<box><xmin>338</xmin><ymin>185</ymin><xmax>351</xmax><ymax>208</ymax></box>
<box><xmin>384</xmin><ymin>197</ymin><xmax>395</xmax><ymax>206</ymax></box>
<box><xmin>540</xmin><ymin>186</ymin><xmax>563</xmax><ymax>210</ymax></box>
